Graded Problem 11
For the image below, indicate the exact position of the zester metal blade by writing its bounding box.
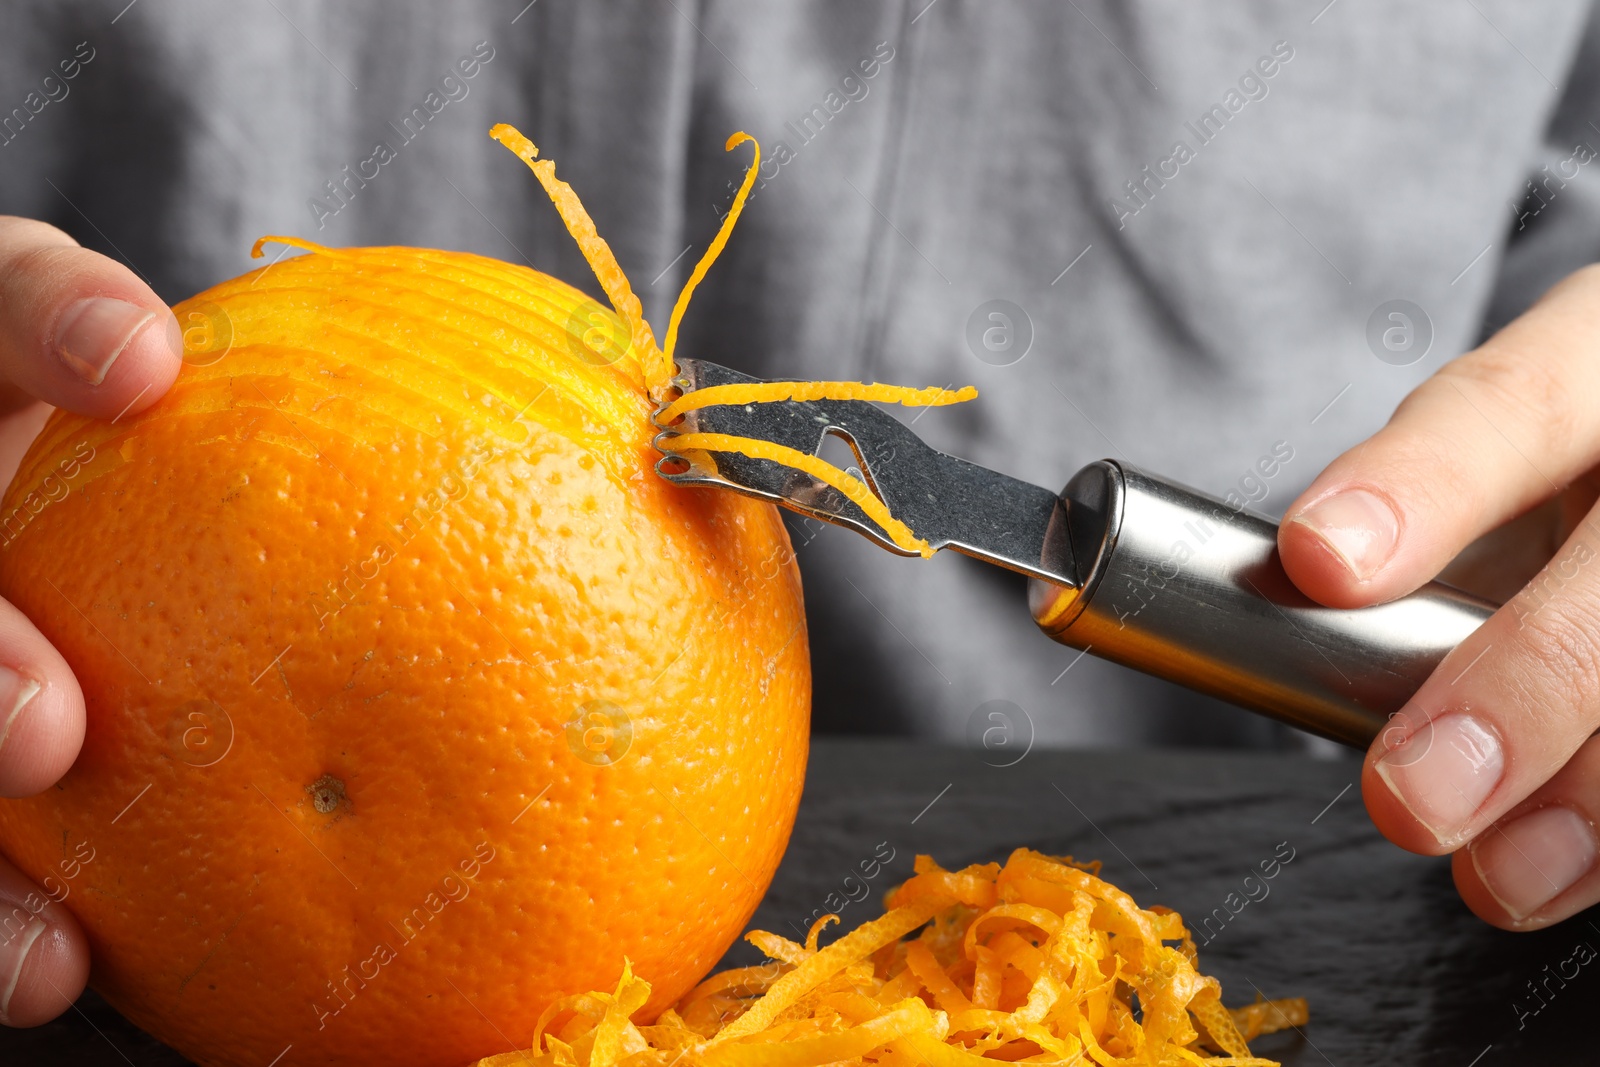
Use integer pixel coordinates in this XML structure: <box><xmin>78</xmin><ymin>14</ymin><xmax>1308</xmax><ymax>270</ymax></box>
<box><xmin>651</xmin><ymin>359</ymin><xmax>1077</xmax><ymax>587</ymax></box>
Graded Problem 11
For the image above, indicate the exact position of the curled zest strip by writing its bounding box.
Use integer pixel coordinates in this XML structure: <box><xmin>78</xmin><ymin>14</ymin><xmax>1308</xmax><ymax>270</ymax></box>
<box><xmin>710</xmin><ymin>900</ymin><xmax>951</xmax><ymax>1044</ymax></box>
<box><xmin>661</xmin><ymin>133</ymin><xmax>760</xmax><ymax>373</ymax></box>
<box><xmin>656</xmin><ymin>381</ymin><xmax>978</xmax><ymax>426</ymax></box>
<box><xmin>661</xmin><ymin>431</ymin><xmax>932</xmax><ymax>558</ymax></box>
<box><xmin>251</xmin><ymin>235</ymin><xmax>332</xmax><ymax>260</ymax></box>
<box><xmin>489</xmin><ymin>123</ymin><xmax>663</xmax><ymax>391</ymax></box>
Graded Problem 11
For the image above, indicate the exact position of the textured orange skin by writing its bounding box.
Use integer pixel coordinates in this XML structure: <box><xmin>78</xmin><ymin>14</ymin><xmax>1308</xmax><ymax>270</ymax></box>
<box><xmin>0</xmin><ymin>247</ymin><xmax>810</xmax><ymax>1067</ymax></box>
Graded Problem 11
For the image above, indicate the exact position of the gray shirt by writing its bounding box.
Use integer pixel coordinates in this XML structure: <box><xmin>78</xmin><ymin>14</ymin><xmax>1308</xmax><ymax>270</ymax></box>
<box><xmin>3</xmin><ymin>0</ymin><xmax>1597</xmax><ymax>750</ymax></box>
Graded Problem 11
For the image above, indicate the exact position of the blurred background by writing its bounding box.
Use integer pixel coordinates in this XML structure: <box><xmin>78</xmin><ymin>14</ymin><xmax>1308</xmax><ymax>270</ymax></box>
<box><xmin>3</xmin><ymin>0</ymin><xmax>1598</xmax><ymax>753</ymax></box>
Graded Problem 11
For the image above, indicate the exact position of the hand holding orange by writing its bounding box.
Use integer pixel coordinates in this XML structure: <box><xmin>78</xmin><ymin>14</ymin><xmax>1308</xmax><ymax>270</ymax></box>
<box><xmin>0</xmin><ymin>128</ymin><xmax>810</xmax><ymax>1067</ymax></box>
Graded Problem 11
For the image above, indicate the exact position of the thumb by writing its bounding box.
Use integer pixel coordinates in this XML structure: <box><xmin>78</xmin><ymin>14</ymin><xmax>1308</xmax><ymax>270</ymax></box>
<box><xmin>0</xmin><ymin>216</ymin><xmax>181</xmax><ymax>421</ymax></box>
<box><xmin>1280</xmin><ymin>266</ymin><xmax>1600</xmax><ymax>608</ymax></box>
<box><xmin>0</xmin><ymin>852</ymin><xmax>88</xmax><ymax>1027</ymax></box>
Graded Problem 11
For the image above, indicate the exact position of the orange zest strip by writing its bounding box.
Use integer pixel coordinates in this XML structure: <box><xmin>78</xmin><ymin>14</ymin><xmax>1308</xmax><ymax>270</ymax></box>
<box><xmin>657</xmin><ymin>380</ymin><xmax>978</xmax><ymax>425</ymax></box>
<box><xmin>489</xmin><ymin>123</ymin><xmax>664</xmax><ymax>390</ymax></box>
<box><xmin>678</xmin><ymin>963</ymin><xmax>789</xmax><ymax>1007</ymax></box>
<box><xmin>1231</xmin><ymin>996</ymin><xmax>1310</xmax><ymax>1043</ymax></box>
<box><xmin>701</xmin><ymin>1000</ymin><xmax>938</xmax><ymax>1067</ymax></box>
<box><xmin>250</xmin><ymin>235</ymin><xmax>331</xmax><ymax>259</ymax></box>
<box><xmin>469</xmin><ymin>850</ymin><xmax>1301</xmax><ymax>1067</ymax></box>
<box><xmin>587</xmin><ymin>960</ymin><xmax>652</xmax><ymax>1067</ymax></box>
<box><xmin>709</xmin><ymin>899</ymin><xmax>949</xmax><ymax>1044</ymax></box>
<box><xmin>663</xmin><ymin>432</ymin><xmax>932</xmax><ymax>558</ymax></box>
<box><xmin>660</xmin><ymin>133</ymin><xmax>759</xmax><ymax>372</ymax></box>
<box><xmin>904</xmin><ymin>939</ymin><xmax>973</xmax><ymax>1015</ymax></box>
<box><xmin>803</xmin><ymin>914</ymin><xmax>839</xmax><ymax>953</ymax></box>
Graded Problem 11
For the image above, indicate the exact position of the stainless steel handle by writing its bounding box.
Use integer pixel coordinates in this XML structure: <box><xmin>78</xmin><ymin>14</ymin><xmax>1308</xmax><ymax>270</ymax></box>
<box><xmin>1028</xmin><ymin>460</ymin><xmax>1495</xmax><ymax>748</ymax></box>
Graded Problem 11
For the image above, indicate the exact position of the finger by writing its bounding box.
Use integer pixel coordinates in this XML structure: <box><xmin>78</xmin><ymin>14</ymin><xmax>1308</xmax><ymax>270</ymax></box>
<box><xmin>1453</xmin><ymin>732</ymin><xmax>1600</xmax><ymax>930</ymax></box>
<box><xmin>0</xmin><ymin>216</ymin><xmax>181</xmax><ymax>421</ymax></box>
<box><xmin>0</xmin><ymin>593</ymin><xmax>85</xmax><ymax>798</ymax></box>
<box><xmin>1362</xmin><ymin>508</ymin><xmax>1600</xmax><ymax>855</ymax></box>
<box><xmin>0</xmin><ymin>852</ymin><xmax>89</xmax><ymax>1027</ymax></box>
<box><xmin>1280</xmin><ymin>265</ymin><xmax>1600</xmax><ymax>608</ymax></box>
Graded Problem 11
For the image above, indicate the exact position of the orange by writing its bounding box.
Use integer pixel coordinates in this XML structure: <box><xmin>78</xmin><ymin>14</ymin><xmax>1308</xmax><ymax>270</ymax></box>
<box><xmin>0</xmin><ymin>224</ymin><xmax>810</xmax><ymax>1061</ymax></box>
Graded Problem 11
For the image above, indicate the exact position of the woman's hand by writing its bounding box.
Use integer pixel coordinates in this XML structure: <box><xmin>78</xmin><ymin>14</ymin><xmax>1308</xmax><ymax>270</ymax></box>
<box><xmin>1280</xmin><ymin>263</ymin><xmax>1600</xmax><ymax>931</ymax></box>
<box><xmin>0</xmin><ymin>216</ymin><xmax>180</xmax><ymax>1025</ymax></box>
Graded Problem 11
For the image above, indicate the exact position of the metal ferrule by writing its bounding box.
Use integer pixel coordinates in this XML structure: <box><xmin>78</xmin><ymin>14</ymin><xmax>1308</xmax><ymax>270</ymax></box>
<box><xmin>1028</xmin><ymin>461</ymin><xmax>1495</xmax><ymax>748</ymax></box>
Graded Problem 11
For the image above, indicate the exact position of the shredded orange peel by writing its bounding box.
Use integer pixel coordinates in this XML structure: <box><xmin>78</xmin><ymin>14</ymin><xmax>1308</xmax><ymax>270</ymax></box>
<box><xmin>471</xmin><ymin>850</ymin><xmax>1307</xmax><ymax>1067</ymax></box>
<box><xmin>483</xmin><ymin>122</ymin><xmax>975</xmax><ymax>559</ymax></box>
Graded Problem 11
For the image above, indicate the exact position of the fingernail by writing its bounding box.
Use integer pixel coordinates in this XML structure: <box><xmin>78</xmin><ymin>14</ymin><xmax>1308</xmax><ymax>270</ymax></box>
<box><xmin>1375</xmin><ymin>712</ymin><xmax>1504</xmax><ymax>847</ymax></box>
<box><xmin>1293</xmin><ymin>488</ymin><xmax>1401</xmax><ymax>581</ymax></box>
<box><xmin>0</xmin><ymin>915</ymin><xmax>46</xmax><ymax>1025</ymax></box>
<box><xmin>0</xmin><ymin>665</ymin><xmax>42</xmax><ymax>753</ymax></box>
<box><xmin>1472</xmin><ymin>806</ymin><xmax>1599</xmax><ymax>921</ymax></box>
<box><xmin>54</xmin><ymin>296</ymin><xmax>158</xmax><ymax>385</ymax></box>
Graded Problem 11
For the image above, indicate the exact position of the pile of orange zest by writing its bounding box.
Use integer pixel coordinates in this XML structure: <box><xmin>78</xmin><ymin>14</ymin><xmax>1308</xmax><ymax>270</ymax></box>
<box><xmin>483</xmin><ymin>121</ymin><xmax>979</xmax><ymax>557</ymax></box>
<box><xmin>667</xmin><ymin>432</ymin><xmax>931</xmax><ymax>558</ymax></box>
<box><xmin>470</xmin><ymin>850</ymin><xmax>1307</xmax><ymax>1067</ymax></box>
<box><xmin>656</xmin><ymin>382</ymin><xmax>979</xmax><ymax>426</ymax></box>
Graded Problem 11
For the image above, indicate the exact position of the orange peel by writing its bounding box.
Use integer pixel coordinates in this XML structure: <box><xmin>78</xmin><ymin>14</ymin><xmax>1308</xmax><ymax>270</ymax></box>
<box><xmin>657</xmin><ymin>381</ymin><xmax>978</xmax><ymax>426</ymax></box>
<box><xmin>471</xmin><ymin>850</ymin><xmax>1306</xmax><ymax>1067</ymax></box>
<box><xmin>490</xmin><ymin>123</ymin><xmax>662</xmax><ymax>389</ymax></box>
<box><xmin>661</xmin><ymin>132</ymin><xmax>761</xmax><ymax>371</ymax></box>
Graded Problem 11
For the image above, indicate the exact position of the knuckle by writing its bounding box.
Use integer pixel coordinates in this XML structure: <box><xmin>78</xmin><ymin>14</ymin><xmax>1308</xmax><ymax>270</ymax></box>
<box><xmin>1438</xmin><ymin>347</ymin><xmax>1577</xmax><ymax>461</ymax></box>
<box><xmin>0</xmin><ymin>216</ymin><xmax>77</xmax><ymax>256</ymax></box>
<box><xmin>1408</xmin><ymin>429</ymin><xmax>1489</xmax><ymax>511</ymax></box>
<box><xmin>1361</xmin><ymin>417</ymin><xmax>1491</xmax><ymax>519</ymax></box>
<box><xmin>1511</xmin><ymin>599</ymin><xmax>1600</xmax><ymax>712</ymax></box>
<box><xmin>0</xmin><ymin>242</ymin><xmax>83</xmax><ymax>290</ymax></box>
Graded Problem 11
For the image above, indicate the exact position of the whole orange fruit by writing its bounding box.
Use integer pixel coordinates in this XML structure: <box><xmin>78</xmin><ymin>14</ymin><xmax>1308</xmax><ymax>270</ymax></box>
<box><xmin>0</xmin><ymin>235</ymin><xmax>810</xmax><ymax>1066</ymax></box>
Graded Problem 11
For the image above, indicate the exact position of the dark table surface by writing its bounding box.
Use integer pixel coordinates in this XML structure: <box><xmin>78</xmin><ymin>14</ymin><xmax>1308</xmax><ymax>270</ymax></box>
<box><xmin>5</xmin><ymin>738</ymin><xmax>1594</xmax><ymax>1066</ymax></box>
